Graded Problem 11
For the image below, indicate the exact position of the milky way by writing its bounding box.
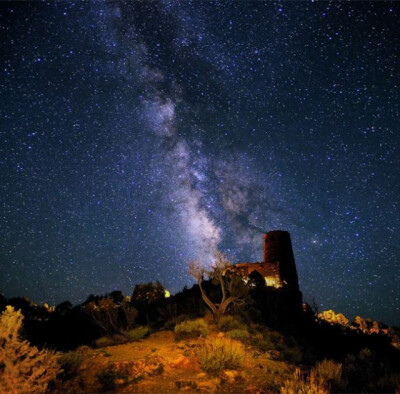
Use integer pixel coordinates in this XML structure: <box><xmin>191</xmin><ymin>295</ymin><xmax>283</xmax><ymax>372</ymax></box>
<box><xmin>1</xmin><ymin>1</ymin><xmax>399</xmax><ymax>326</ymax></box>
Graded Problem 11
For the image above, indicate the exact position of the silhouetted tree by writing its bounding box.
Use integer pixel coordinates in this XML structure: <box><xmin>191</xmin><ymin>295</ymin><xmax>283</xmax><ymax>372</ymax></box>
<box><xmin>131</xmin><ymin>281</ymin><xmax>166</xmax><ymax>325</ymax></box>
<box><xmin>83</xmin><ymin>297</ymin><xmax>126</xmax><ymax>337</ymax></box>
<box><xmin>108</xmin><ymin>290</ymin><xmax>124</xmax><ymax>304</ymax></box>
<box><xmin>55</xmin><ymin>301</ymin><xmax>72</xmax><ymax>314</ymax></box>
<box><xmin>188</xmin><ymin>251</ymin><xmax>248</xmax><ymax>322</ymax></box>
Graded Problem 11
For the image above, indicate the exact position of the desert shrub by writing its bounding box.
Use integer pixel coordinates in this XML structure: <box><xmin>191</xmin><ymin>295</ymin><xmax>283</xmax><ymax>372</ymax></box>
<box><xmin>127</xmin><ymin>326</ymin><xmax>150</xmax><ymax>341</ymax></box>
<box><xmin>54</xmin><ymin>349</ymin><xmax>86</xmax><ymax>391</ymax></box>
<box><xmin>58</xmin><ymin>350</ymin><xmax>84</xmax><ymax>380</ymax></box>
<box><xmin>96</xmin><ymin>362</ymin><xmax>146</xmax><ymax>391</ymax></box>
<box><xmin>260</xmin><ymin>362</ymin><xmax>292</xmax><ymax>392</ymax></box>
<box><xmin>271</xmin><ymin>334</ymin><xmax>302</xmax><ymax>364</ymax></box>
<box><xmin>197</xmin><ymin>337</ymin><xmax>245</xmax><ymax>373</ymax></box>
<box><xmin>375</xmin><ymin>373</ymin><xmax>400</xmax><ymax>393</ymax></box>
<box><xmin>312</xmin><ymin>359</ymin><xmax>343</xmax><ymax>392</ymax></box>
<box><xmin>248</xmin><ymin>332</ymin><xmax>275</xmax><ymax>352</ymax></box>
<box><xmin>97</xmin><ymin>366</ymin><xmax>128</xmax><ymax>392</ymax></box>
<box><xmin>226</xmin><ymin>329</ymin><xmax>250</xmax><ymax>341</ymax></box>
<box><xmin>76</xmin><ymin>344</ymin><xmax>91</xmax><ymax>353</ymax></box>
<box><xmin>164</xmin><ymin>314</ymin><xmax>195</xmax><ymax>330</ymax></box>
<box><xmin>245</xmin><ymin>325</ymin><xmax>285</xmax><ymax>352</ymax></box>
<box><xmin>280</xmin><ymin>344</ymin><xmax>303</xmax><ymax>364</ymax></box>
<box><xmin>343</xmin><ymin>348</ymin><xmax>400</xmax><ymax>392</ymax></box>
<box><xmin>0</xmin><ymin>306</ymin><xmax>61</xmax><ymax>393</ymax></box>
<box><xmin>269</xmin><ymin>330</ymin><xmax>285</xmax><ymax>346</ymax></box>
<box><xmin>95</xmin><ymin>334</ymin><xmax>126</xmax><ymax>347</ymax></box>
<box><xmin>217</xmin><ymin>315</ymin><xmax>245</xmax><ymax>332</ymax></box>
<box><xmin>95</xmin><ymin>336</ymin><xmax>114</xmax><ymax>347</ymax></box>
<box><xmin>281</xmin><ymin>368</ymin><xmax>328</xmax><ymax>394</ymax></box>
<box><xmin>174</xmin><ymin>318</ymin><xmax>209</xmax><ymax>340</ymax></box>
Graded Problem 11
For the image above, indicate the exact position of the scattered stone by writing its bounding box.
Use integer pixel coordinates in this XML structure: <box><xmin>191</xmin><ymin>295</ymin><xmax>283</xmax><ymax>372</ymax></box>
<box><xmin>223</xmin><ymin>369</ymin><xmax>241</xmax><ymax>383</ymax></box>
<box><xmin>245</xmin><ymin>384</ymin><xmax>262</xmax><ymax>393</ymax></box>
<box><xmin>175</xmin><ymin>380</ymin><xmax>197</xmax><ymax>390</ymax></box>
<box><xmin>171</xmin><ymin>355</ymin><xmax>200</xmax><ymax>371</ymax></box>
<box><xmin>197</xmin><ymin>378</ymin><xmax>220</xmax><ymax>392</ymax></box>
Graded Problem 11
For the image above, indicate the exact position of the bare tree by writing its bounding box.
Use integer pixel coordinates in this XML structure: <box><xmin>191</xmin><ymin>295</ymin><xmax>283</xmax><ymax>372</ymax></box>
<box><xmin>188</xmin><ymin>251</ymin><xmax>248</xmax><ymax>322</ymax></box>
<box><xmin>84</xmin><ymin>297</ymin><xmax>126</xmax><ymax>336</ymax></box>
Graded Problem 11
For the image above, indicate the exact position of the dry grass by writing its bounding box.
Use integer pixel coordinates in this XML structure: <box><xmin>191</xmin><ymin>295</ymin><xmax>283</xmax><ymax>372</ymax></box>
<box><xmin>226</xmin><ymin>328</ymin><xmax>251</xmax><ymax>341</ymax></box>
<box><xmin>281</xmin><ymin>368</ymin><xmax>328</xmax><ymax>394</ymax></box>
<box><xmin>127</xmin><ymin>326</ymin><xmax>150</xmax><ymax>341</ymax></box>
<box><xmin>197</xmin><ymin>337</ymin><xmax>245</xmax><ymax>373</ymax></box>
<box><xmin>174</xmin><ymin>318</ymin><xmax>209</xmax><ymax>340</ymax></box>
<box><xmin>313</xmin><ymin>359</ymin><xmax>343</xmax><ymax>391</ymax></box>
<box><xmin>217</xmin><ymin>315</ymin><xmax>245</xmax><ymax>332</ymax></box>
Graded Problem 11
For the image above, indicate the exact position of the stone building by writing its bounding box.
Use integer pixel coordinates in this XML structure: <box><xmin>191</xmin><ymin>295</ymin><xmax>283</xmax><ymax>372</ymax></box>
<box><xmin>226</xmin><ymin>230</ymin><xmax>300</xmax><ymax>292</ymax></box>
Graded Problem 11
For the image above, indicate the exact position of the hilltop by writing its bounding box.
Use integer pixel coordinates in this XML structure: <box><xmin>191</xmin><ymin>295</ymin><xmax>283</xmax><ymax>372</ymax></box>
<box><xmin>1</xmin><ymin>275</ymin><xmax>400</xmax><ymax>393</ymax></box>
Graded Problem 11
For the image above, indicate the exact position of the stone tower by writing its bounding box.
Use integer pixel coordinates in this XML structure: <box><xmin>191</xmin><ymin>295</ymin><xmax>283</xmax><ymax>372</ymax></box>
<box><xmin>263</xmin><ymin>230</ymin><xmax>299</xmax><ymax>291</ymax></box>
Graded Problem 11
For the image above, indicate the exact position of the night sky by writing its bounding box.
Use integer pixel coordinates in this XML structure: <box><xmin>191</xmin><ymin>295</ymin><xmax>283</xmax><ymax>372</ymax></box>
<box><xmin>1</xmin><ymin>1</ymin><xmax>399</xmax><ymax>326</ymax></box>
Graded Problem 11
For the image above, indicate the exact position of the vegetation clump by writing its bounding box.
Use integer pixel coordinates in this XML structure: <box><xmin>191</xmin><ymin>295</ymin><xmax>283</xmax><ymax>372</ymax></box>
<box><xmin>281</xmin><ymin>367</ymin><xmax>328</xmax><ymax>394</ymax></box>
<box><xmin>313</xmin><ymin>359</ymin><xmax>343</xmax><ymax>392</ymax></box>
<box><xmin>343</xmin><ymin>348</ymin><xmax>400</xmax><ymax>393</ymax></box>
<box><xmin>127</xmin><ymin>326</ymin><xmax>150</xmax><ymax>341</ymax></box>
<box><xmin>58</xmin><ymin>349</ymin><xmax>84</xmax><ymax>379</ymax></box>
<box><xmin>0</xmin><ymin>306</ymin><xmax>61</xmax><ymax>393</ymax></box>
<box><xmin>217</xmin><ymin>315</ymin><xmax>246</xmax><ymax>332</ymax></box>
<box><xmin>174</xmin><ymin>318</ymin><xmax>209</xmax><ymax>340</ymax></box>
<box><xmin>226</xmin><ymin>329</ymin><xmax>251</xmax><ymax>341</ymax></box>
<box><xmin>282</xmin><ymin>359</ymin><xmax>344</xmax><ymax>393</ymax></box>
<box><xmin>197</xmin><ymin>337</ymin><xmax>245</xmax><ymax>373</ymax></box>
<box><xmin>96</xmin><ymin>366</ymin><xmax>129</xmax><ymax>392</ymax></box>
<box><xmin>95</xmin><ymin>334</ymin><xmax>126</xmax><ymax>348</ymax></box>
<box><xmin>248</xmin><ymin>331</ymin><xmax>276</xmax><ymax>353</ymax></box>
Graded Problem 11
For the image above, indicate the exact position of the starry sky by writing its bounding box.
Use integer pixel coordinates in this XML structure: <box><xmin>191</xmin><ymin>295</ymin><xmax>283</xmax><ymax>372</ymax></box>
<box><xmin>1</xmin><ymin>1</ymin><xmax>399</xmax><ymax>326</ymax></box>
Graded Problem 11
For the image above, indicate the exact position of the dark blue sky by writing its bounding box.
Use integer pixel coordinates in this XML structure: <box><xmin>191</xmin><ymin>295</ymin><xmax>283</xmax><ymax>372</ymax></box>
<box><xmin>1</xmin><ymin>1</ymin><xmax>399</xmax><ymax>326</ymax></box>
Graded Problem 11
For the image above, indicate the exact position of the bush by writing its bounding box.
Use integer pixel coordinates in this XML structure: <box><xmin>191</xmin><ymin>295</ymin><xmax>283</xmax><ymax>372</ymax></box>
<box><xmin>245</xmin><ymin>325</ymin><xmax>283</xmax><ymax>352</ymax></box>
<box><xmin>197</xmin><ymin>337</ymin><xmax>245</xmax><ymax>373</ymax></box>
<box><xmin>0</xmin><ymin>306</ymin><xmax>61</xmax><ymax>393</ymax></box>
<box><xmin>95</xmin><ymin>334</ymin><xmax>126</xmax><ymax>348</ymax></box>
<box><xmin>273</xmin><ymin>333</ymin><xmax>302</xmax><ymax>364</ymax></box>
<box><xmin>343</xmin><ymin>348</ymin><xmax>400</xmax><ymax>392</ymax></box>
<box><xmin>217</xmin><ymin>315</ymin><xmax>245</xmax><ymax>332</ymax></box>
<box><xmin>58</xmin><ymin>350</ymin><xmax>84</xmax><ymax>380</ymax></box>
<box><xmin>375</xmin><ymin>373</ymin><xmax>400</xmax><ymax>393</ymax></box>
<box><xmin>226</xmin><ymin>329</ymin><xmax>250</xmax><ymax>341</ymax></box>
<box><xmin>259</xmin><ymin>362</ymin><xmax>291</xmax><ymax>392</ymax></box>
<box><xmin>248</xmin><ymin>332</ymin><xmax>275</xmax><ymax>352</ymax></box>
<box><xmin>312</xmin><ymin>359</ymin><xmax>343</xmax><ymax>392</ymax></box>
<box><xmin>174</xmin><ymin>318</ymin><xmax>209</xmax><ymax>340</ymax></box>
<box><xmin>164</xmin><ymin>314</ymin><xmax>196</xmax><ymax>331</ymax></box>
<box><xmin>127</xmin><ymin>326</ymin><xmax>150</xmax><ymax>341</ymax></box>
<box><xmin>280</xmin><ymin>344</ymin><xmax>303</xmax><ymax>364</ymax></box>
<box><xmin>95</xmin><ymin>327</ymin><xmax>149</xmax><ymax>347</ymax></box>
<box><xmin>281</xmin><ymin>368</ymin><xmax>328</xmax><ymax>394</ymax></box>
<box><xmin>97</xmin><ymin>366</ymin><xmax>128</xmax><ymax>392</ymax></box>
